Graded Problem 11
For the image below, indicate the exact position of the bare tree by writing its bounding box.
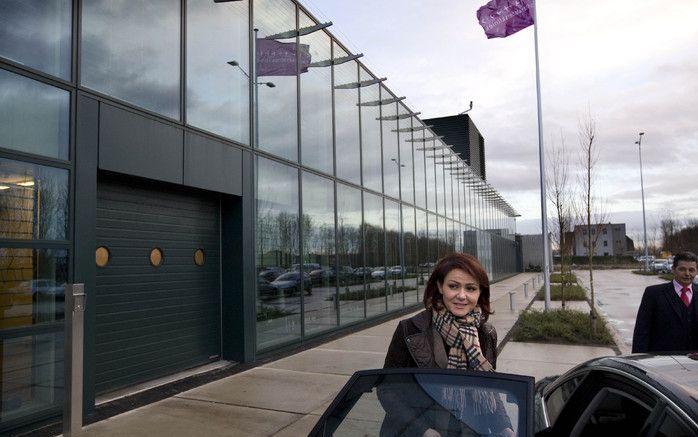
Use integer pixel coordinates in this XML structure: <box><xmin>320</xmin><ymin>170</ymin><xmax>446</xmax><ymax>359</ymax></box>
<box><xmin>546</xmin><ymin>131</ymin><xmax>574</xmax><ymax>309</ymax></box>
<box><xmin>576</xmin><ymin>111</ymin><xmax>607</xmax><ymax>330</ymax></box>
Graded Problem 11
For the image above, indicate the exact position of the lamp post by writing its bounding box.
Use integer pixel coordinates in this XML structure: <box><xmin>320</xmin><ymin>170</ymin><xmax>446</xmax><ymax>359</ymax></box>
<box><xmin>227</xmin><ymin>56</ymin><xmax>274</xmax><ymax>150</ymax></box>
<box><xmin>635</xmin><ymin>132</ymin><xmax>649</xmax><ymax>271</ymax></box>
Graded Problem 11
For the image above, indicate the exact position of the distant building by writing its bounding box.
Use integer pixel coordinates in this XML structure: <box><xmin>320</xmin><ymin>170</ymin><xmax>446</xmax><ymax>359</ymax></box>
<box><xmin>422</xmin><ymin>114</ymin><xmax>486</xmax><ymax>180</ymax></box>
<box><xmin>573</xmin><ymin>223</ymin><xmax>635</xmax><ymax>256</ymax></box>
<box><xmin>517</xmin><ymin>234</ymin><xmax>553</xmax><ymax>271</ymax></box>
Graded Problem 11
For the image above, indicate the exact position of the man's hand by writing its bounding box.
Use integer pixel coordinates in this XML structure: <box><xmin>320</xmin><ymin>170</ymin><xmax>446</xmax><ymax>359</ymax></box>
<box><xmin>422</xmin><ymin>428</ymin><xmax>441</xmax><ymax>437</ymax></box>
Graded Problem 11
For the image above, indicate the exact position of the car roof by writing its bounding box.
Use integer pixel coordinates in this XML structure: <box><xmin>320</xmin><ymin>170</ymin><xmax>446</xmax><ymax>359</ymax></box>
<box><xmin>579</xmin><ymin>354</ymin><xmax>698</xmax><ymax>416</ymax></box>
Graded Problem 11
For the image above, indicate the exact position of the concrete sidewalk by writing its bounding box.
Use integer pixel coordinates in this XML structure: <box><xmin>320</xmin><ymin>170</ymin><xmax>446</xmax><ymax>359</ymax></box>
<box><xmin>62</xmin><ymin>273</ymin><xmax>616</xmax><ymax>437</ymax></box>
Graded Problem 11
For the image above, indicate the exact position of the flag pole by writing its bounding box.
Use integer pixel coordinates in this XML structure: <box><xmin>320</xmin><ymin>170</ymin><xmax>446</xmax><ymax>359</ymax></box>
<box><xmin>532</xmin><ymin>1</ymin><xmax>552</xmax><ymax>310</ymax></box>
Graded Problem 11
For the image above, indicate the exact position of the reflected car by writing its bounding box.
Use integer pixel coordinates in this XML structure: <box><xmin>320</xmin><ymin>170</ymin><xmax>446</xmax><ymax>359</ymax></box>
<box><xmin>352</xmin><ymin>267</ymin><xmax>373</xmax><ymax>278</ymax></box>
<box><xmin>309</xmin><ymin>267</ymin><xmax>335</xmax><ymax>285</ymax></box>
<box><xmin>257</xmin><ymin>277</ymin><xmax>281</xmax><ymax>300</ymax></box>
<box><xmin>370</xmin><ymin>266</ymin><xmax>387</xmax><ymax>279</ymax></box>
<box><xmin>258</xmin><ymin>267</ymin><xmax>285</xmax><ymax>282</ymax></box>
<box><xmin>270</xmin><ymin>271</ymin><xmax>312</xmax><ymax>296</ymax></box>
<box><xmin>535</xmin><ymin>354</ymin><xmax>698</xmax><ymax>436</ymax></box>
<box><xmin>310</xmin><ymin>368</ymin><xmax>534</xmax><ymax>436</ymax></box>
<box><xmin>387</xmin><ymin>265</ymin><xmax>405</xmax><ymax>278</ymax></box>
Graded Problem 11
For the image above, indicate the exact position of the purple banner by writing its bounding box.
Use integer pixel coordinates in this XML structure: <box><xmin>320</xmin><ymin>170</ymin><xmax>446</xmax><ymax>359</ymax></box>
<box><xmin>256</xmin><ymin>39</ymin><xmax>311</xmax><ymax>76</ymax></box>
<box><xmin>476</xmin><ymin>0</ymin><xmax>534</xmax><ymax>39</ymax></box>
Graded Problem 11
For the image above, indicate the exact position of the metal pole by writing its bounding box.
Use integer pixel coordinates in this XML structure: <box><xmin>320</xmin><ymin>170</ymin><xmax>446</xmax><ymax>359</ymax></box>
<box><xmin>63</xmin><ymin>283</ymin><xmax>86</xmax><ymax>436</ymax></box>
<box><xmin>637</xmin><ymin>133</ymin><xmax>649</xmax><ymax>271</ymax></box>
<box><xmin>532</xmin><ymin>3</ymin><xmax>552</xmax><ymax>311</ymax></box>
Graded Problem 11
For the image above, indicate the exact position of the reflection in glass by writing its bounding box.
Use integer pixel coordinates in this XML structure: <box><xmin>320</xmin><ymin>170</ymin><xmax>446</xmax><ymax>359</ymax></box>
<box><xmin>363</xmin><ymin>192</ymin><xmax>385</xmax><ymax>317</ymax></box>
<box><xmin>402</xmin><ymin>205</ymin><xmax>419</xmax><ymax>305</ymax></box>
<box><xmin>385</xmin><ymin>199</ymin><xmax>402</xmax><ymax>311</ymax></box>
<box><xmin>0</xmin><ymin>331</ymin><xmax>64</xmax><ymax>430</ymax></box>
<box><xmin>434</xmin><ymin>152</ymin><xmax>444</xmax><ymax>217</ymax></box>
<box><xmin>337</xmin><ymin>183</ymin><xmax>364</xmax><ymax>325</ymax></box>
<box><xmin>256</xmin><ymin>157</ymin><xmax>300</xmax><ymax>350</ymax></box>
<box><xmin>413</xmin><ymin>133</ymin><xmax>427</xmax><ymax>209</ymax></box>
<box><xmin>381</xmin><ymin>100</ymin><xmax>400</xmax><ymax>201</ymax></box>
<box><xmin>0</xmin><ymin>69</ymin><xmax>69</xmax><ymax>160</ymax></box>
<box><xmin>444</xmin><ymin>164</ymin><xmax>453</xmax><ymax>220</ymax></box>
<box><xmin>425</xmin><ymin>141</ymin><xmax>437</xmax><ymax>214</ymax></box>
<box><xmin>334</xmin><ymin>51</ymin><xmax>360</xmax><ymax>185</ymax></box>
<box><xmin>255</xmin><ymin>0</ymin><xmax>298</xmax><ymax>161</ymax></box>
<box><xmin>301</xmin><ymin>25</ymin><xmax>333</xmax><ymax>174</ymax></box>
<box><xmin>0</xmin><ymin>158</ymin><xmax>69</xmax><ymax>241</ymax></box>
<box><xmin>0</xmin><ymin>0</ymin><xmax>72</xmax><ymax>80</ymax></box>
<box><xmin>302</xmin><ymin>172</ymin><xmax>336</xmax><ymax>335</ymax></box>
<box><xmin>360</xmin><ymin>77</ymin><xmax>382</xmax><ymax>193</ymax></box>
<box><xmin>398</xmin><ymin>112</ymin><xmax>414</xmax><ymax>206</ymax></box>
<box><xmin>186</xmin><ymin>0</ymin><xmax>249</xmax><ymax>144</ymax></box>
<box><xmin>0</xmin><ymin>248</ymin><xmax>68</xmax><ymax>329</ymax></box>
<box><xmin>81</xmin><ymin>0</ymin><xmax>180</xmax><ymax>119</ymax></box>
<box><xmin>416</xmin><ymin>209</ymin><xmax>430</xmax><ymax>285</ymax></box>
<box><xmin>428</xmin><ymin>212</ymin><xmax>438</xmax><ymax>265</ymax></box>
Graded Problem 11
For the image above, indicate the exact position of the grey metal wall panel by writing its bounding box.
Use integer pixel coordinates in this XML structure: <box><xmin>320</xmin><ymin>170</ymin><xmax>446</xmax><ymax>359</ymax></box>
<box><xmin>99</xmin><ymin>104</ymin><xmax>183</xmax><ymax>184</ymax></box>
<box><xmin>184</xmin><ymin>132</ymin><xmax>242</xmax><ymax>195</ymax></box>
<box><xmin>95</xmin><ymin>175</ymin><xmax>220</xmax><ymax>394</ymax></box>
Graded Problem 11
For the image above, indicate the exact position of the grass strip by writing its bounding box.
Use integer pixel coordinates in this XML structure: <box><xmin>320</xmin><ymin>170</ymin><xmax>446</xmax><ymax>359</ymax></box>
<box><xmin>511</xmin><ymin>308</ymin><xmax>615</xmax><ymax>345</ymax></box>
<box><xmin>535</xmin><ymin>284</ymin><xmax>588</xmax><ymax>301</ymax></box>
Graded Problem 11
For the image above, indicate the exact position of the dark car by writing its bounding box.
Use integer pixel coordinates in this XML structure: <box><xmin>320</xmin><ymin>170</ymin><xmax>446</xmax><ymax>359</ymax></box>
<box><xmin>270</xmin><ymin>271</ymin><xmax>312</xmax><ymax>296</ymax></box>
<box><xmin>535</xmin><ymin>354</ymin><xmax>698</xmax><ymax>436</ymax></box>
<box><xmin>258</xmin><ymin>266</ymin><xmax>284</xmax><ymax>282</ymax></box>
<box><xmin>311</xmin><ymin>354</ymin><xmax>698</xmax><ymax>436</ymax></box>
<box><xmin>257</xmin><ymin>277</ymin><xmax>281</xmax><ymax>300</ymax></box>
<box><xmin>309</xmin><ymin>267</ymin><xmax>335</xmax><ymax>285</ymax></box>
<box><xmin>310</xmin><ymin>368</ymin><xmax>534</xmax><ymax>436</ymax></box>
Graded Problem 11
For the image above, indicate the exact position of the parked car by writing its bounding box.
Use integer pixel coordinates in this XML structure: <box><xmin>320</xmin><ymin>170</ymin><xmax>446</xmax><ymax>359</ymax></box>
<box><xmin>387</xmin><ymin>265</ymin><xmax>405</xmax><ymax>278</ymax></box>
<box><xmin>651</xmin><ymin>259</ymin><xmax>671</xmax><ymax>273</ymax></box>
<box><xmin>257</xmin><ymin>277</ymin><xmax>281</xmax><ymax>300</ymax></box>
<box><xmin>636</xmin><ymin>255</ymin><xmax>656</xmax><ymax>263</ymax></box>
<box><xmin>352</xmin><ymin>266</ymin><xmax>373</xmax><ymax>278</ymax></box>
<box><xmin>269</xmin><ymin>271</ymin><xmax>312</xmax><ymax>296</ymax></box>
<box><xmin>534</xmin><ymin>354</ymin><xmax>698</xmax><ymax>435</ymax></box>
<box><xmin>309</xmin><ymin>267</ymin><xmax>335</xmax><ymax>285</ymax></box>
<box><xmin>310</xmin><ymin>354</ymin><xmax>698</xmax><ymax>436</ymax></box>
<box><xmin>258</xmin><ymin>266</ymin><xmax>285</xmax><ymax>282</ymax></box>
<box><xmin>370</xmin><ymin>266</ymin><xmax>387</xmax><ymax>279</ymax></box>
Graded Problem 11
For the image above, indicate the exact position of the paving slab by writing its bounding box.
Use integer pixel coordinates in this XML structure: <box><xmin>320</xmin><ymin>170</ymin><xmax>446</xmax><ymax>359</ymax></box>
<box><xmin>179</xmin><ymin>367</ymin><xmax>347</xmax><ymax>415</ymax></box>
<box><xmin>265</xmin><ymin>348</ymin><xmax>387</xmax><ymax>375</ymax></box>
<box><xmin>79</xmin><ymin>397</ymin><xmax>302</xmax><ymax>437</ymax></box>
<box><xmin>497</xmin><ymin>342</ymin><xmax>617</xmax><ymax>381</ymax></box>
<box><xmin>318</xmin><ymin>333</ymin><xmax>393</xmax><ymax>353</ymax></box>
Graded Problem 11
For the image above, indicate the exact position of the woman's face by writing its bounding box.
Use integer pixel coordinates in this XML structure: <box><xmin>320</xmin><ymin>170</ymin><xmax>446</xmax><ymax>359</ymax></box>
<box><xmin>438</xmin><ymin>268</ymin><xmax>481</xmax><ymax>317</ymax></box>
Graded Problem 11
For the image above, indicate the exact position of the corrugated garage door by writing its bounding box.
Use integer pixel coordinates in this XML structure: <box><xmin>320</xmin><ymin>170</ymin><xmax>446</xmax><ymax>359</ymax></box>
<box><xmin>95</xmin><ymin>176</ymin><xmax>221</xmax><ymax>394</ymax></box>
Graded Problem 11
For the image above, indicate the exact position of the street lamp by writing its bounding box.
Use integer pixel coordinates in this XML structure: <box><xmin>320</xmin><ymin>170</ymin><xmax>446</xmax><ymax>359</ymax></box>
<box><xmin>459</xmin><ymin>101</ymin><xmax>473</xmax><ymax>115</ymax></box>
<box><xmin>635</xmin><ymin>132</ymin><xmax>649</xmax><ymax>271</ymax></box>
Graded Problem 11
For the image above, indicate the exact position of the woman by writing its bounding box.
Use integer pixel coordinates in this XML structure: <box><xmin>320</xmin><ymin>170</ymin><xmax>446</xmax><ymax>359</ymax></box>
<box><xmin>380</xmin><ymin>253</ymin><xmax>514</xmax><ymax>437</ymax></box>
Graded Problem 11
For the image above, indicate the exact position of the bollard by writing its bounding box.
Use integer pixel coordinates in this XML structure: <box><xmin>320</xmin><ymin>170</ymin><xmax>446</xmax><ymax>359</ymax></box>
<box><xmin>509</xmin><ymin>291</ymin><xmax>516</xmax><ymax>311</ymax></box>
<box><xmin>64</xmin><ymin>284</ymin><xmax>86</xmax><ymax>437</ymax></box>
<box><xmin>524</xmin><ymin>283</ymin><xmax>528</xmax><ymax>298</ymax></box>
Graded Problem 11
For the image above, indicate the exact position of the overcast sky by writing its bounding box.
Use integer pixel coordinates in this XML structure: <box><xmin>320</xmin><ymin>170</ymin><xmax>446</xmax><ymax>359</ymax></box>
<box><xmin>303</xmin><ymin>0</ymin><xmax>698</xmax><ymax>241</ymax></box>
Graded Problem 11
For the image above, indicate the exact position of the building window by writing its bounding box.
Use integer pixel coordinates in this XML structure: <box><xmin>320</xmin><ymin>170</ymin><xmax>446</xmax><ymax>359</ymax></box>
<box><xmin>603</xmin><ymin>241</ymin><xmax>608</xmax><ymax>247</ymax></box>
<box><xmin>0</xmin><ymin>69</ymin><xmax>70</xmax><ymax>160</ymax></box>
<box><xmin>81</xmin><ymin>0</ymin><xmax>181</xmax><ymax>119</ymax></box>
<box><xmin>0</xmin><ymin>0</ymin><xmax>72</xmax><ymax>80</ymax></box>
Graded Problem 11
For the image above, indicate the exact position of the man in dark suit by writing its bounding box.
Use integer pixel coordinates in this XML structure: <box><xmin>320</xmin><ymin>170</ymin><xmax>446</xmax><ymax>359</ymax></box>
<box><xmin>632</xmin><ymin>251</ymin><xmax>698</xmax><ymax>353</ymax></box>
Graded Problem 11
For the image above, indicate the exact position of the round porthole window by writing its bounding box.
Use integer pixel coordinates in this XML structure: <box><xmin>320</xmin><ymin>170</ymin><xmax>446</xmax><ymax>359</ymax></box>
<box><xmin>194</xmin><ymin>249</ymin><xmax>205</xmax><ymax>266</ymax></box>
<box><xmin>96</xmin><ymin>246</ymin><xmax>110</xmax><ymax>268</ymax></box>
<box><xmin>150</xmin><ymin>248</ymin><xmax>163</xmax><ymax>267</ymax></box>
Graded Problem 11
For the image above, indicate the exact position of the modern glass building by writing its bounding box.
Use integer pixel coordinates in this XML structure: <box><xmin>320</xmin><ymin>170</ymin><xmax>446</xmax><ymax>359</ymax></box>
<box><xmin>0</xmin><ymin>0</ymin><xmax>519</xmax><ymax>432</ymax></box>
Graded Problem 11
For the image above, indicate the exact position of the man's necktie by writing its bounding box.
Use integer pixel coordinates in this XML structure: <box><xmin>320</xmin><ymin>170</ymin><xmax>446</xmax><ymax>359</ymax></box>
<box><xmin>680</xmin><ymin>287</ymin><xmax>690</xmax><ymax>307</ymax></box>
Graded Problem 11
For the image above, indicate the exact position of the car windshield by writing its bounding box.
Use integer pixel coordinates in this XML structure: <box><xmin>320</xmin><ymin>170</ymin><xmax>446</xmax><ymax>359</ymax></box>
<box><xmin>310</xmin><ymin>368</ymin><xmax>533</xmax><ymax>437</ymax></box>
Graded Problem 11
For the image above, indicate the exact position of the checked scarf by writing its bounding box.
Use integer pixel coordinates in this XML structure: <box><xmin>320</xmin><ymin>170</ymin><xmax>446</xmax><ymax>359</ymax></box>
<box><xmin>432</xmin><ymin>306</ymin><xmax>498</xmax><ymax>418</ymax></box>
<box><xmin>432</xmin><ymin>306</ymin><xmax>494</xmax><ymax>372</ymax></box>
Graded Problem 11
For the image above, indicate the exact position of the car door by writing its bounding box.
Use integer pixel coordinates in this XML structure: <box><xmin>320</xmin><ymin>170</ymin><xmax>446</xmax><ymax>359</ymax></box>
<box><xmin>310</xmin><ymin>368</ymin><xmax>535</xmax><ymax>436</ymax></box>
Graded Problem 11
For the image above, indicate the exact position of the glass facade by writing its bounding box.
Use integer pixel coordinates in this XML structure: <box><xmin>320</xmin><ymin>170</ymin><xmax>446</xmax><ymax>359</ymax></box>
<box><xmin>0</xmin><ymin>0</ymin><xmax>519</xmax><ymax>431</ymax></box>
<box><xmin>81</xmin><ymin>0</ymin><xmax>181</xmax><ymax>119</ymax></box>
<box><xmin>0</xmin><ymin>0</ymin><xmax>72</xmax><ymax>80</ymax></box>
<box><xmin>186</xmin><ymin>0</ymin><xmax>250</xmax><ymax>145</ymax></box>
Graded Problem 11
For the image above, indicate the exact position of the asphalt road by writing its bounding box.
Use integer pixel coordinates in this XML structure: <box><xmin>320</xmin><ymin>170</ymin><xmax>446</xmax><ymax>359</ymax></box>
<box><xmin>574</xmin><ymin>268</ymin><xmax>665</xmax><ymax>354</ymax></box>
